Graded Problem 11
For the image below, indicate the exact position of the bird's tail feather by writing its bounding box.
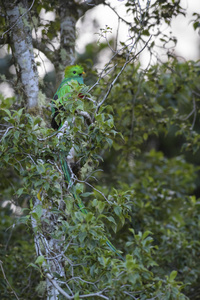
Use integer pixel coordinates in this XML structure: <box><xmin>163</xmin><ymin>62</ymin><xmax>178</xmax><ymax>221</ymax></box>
<box><xmin>59</xmin><ymin>151</ymin><xmax>124</xmax><ymax>260</ymax></box>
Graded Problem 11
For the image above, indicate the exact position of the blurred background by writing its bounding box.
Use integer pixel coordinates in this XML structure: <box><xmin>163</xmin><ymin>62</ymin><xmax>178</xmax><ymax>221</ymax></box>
<box><xmin>0</xmin><ymin>0</ymin><xmax>199</xmax><ymax>97</ymax></box>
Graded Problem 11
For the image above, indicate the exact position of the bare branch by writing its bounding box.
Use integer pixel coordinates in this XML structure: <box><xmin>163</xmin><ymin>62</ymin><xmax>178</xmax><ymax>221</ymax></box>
<box><xmin>106</xmin><ymin>3</ymin><xmax>132</xmax><ymax>26</ymax></box>
<box><xmin>32</xmin><ymin>38</ymin><xmax>54</xmax><ymax>62</ymax></box>
<box><xmin>46</xmin><ymin>273</ymin><xmax>110</xmax><ymax>299</ymax></box>
<box><xmin>96</xmin><ymin>36</ymin><xmax>152</xmax><ymax>113</ymax></box>
<box><xmin>79</xmin><ymin>291</ymin><xmax>109</xmax><ymax>299</ymax></box>
<box><xmin>76</xmin><ymin>178</ymin><xmax>112</xmax><ymax>204</ymax></box>
<box><xmin>181</xmin><ymin>96</ymin><xmax>197</xmax><ymax>130</ymax></box>
<box><xmin>0</xmin><ymin>126</ymin><xmax>14</xmax><ymax>142</ymax></box>
<box><xmin>46</xmin><ymin>273</ymin><xmax>73</xmax><ymax>299</ymax></box>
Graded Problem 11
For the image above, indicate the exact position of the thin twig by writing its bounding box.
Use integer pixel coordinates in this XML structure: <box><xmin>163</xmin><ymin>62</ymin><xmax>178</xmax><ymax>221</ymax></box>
<box><xmin>0</xmin><ymin>126</ymin><xmax>14</xmax><ymax>142</ymax></box>
<box><xmin>79</xmin><ymin>291</ymin><xmax>109</xmax><ymax>299</ymax></box>
<box><xmin>106</xmin><ymin>4</ymin><xmax>132</xmax><ymax>26</ymax></box>
<box><xmin>191</xmin><ymin>96</ymin><xmax>197</xmax><ymax>130</ymax></box>
<box><xmin>87</xmin><ymin>63</ymin><xmax>118</xmax><ymax>94</ymax></box>
<box><xmin>67</xmin><ymin>276</ymin><xmax>97</xmax><ymax>285</ymax></box>
<box><xmin>96</xmin><ymin>36</ymin><xmax>152</xmax><ymax>114</ymax></box>
<box><xmin>0</xmin><ymin>261</ymin><xmax>20</xmax><ymax>300</ymax></box>
<box><xmin>37</xmin><ymin>131</ymin><xmax>58</xmax><ymax>141</ymax></box>
<box><xmin>46</xmin><ymin>273</ymin><xmax>110</xmax><ymax>299</ymax></box>
<box><xmin>76</xmin><ymin>179</ymin><xmax>112</xmax><ymax>204</ymax></box>
<box><xmin>181</xmin><ymin>96</ymin><xmax>197</xmax><ymax>130</ymax></box>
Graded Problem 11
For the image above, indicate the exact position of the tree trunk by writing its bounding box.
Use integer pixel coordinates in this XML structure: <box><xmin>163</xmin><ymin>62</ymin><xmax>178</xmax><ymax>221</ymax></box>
<box><xmin>32</xmin><ymin>195</ymin><xmax>66</xmax><ymax>300</ymax></box>
<box><xmin>3</xmin><ymin>0</ymin><xmax>38</xmax><ymax>108</ymax></box>
<box><xmin>55</xmin><ymin>0</ymin><xmax>77</xmax><ymax>85</ymax></box>
<box><xmin>3</xmin><ymin>1</ymin><xmax>65</xmax><ymax>298</ymax></box>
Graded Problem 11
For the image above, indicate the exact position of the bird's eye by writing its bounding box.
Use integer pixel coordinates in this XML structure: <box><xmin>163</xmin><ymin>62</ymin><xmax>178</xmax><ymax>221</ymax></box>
<box><xmin>79</xmin><ymin>73</ymin><xmax>82</xmax><ymax>76</ymax></box>
<box><xmin>73</xmin><ymin>71</ymin><xmax>76</xmax><ymax>74</ymax></box>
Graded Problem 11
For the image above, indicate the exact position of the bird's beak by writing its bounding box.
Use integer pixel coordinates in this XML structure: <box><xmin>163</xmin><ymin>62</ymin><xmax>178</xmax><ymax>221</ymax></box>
<box><xmin>82</xmin><ymin>71</ymin><xmax>85</xmax><ymax>75</ymax></box>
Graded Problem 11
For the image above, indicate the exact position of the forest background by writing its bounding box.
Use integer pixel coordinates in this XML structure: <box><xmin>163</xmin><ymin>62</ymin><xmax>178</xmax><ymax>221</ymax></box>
<box><xmin>0</xmin><ymin>0</ymin><xmax>200</xmax><ymax>299</ymax></box>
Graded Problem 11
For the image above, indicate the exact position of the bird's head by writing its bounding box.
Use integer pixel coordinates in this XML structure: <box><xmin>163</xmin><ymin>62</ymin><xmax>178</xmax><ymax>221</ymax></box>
<box><xmin>64</xmin><ymin>65</ymin><xmax>85</xmax><ymax>79</ymax></box>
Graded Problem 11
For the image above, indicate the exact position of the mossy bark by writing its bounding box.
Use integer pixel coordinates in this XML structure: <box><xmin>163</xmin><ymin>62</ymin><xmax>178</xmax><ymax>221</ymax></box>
<box><xmin>3</xmin><ymin>0</ymin><xmax>39</xmax><ymax>108</ymax></box>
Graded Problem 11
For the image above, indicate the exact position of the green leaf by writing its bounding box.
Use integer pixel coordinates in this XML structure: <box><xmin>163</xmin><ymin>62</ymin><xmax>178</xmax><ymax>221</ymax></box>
<box><xmin>1</xmin><ymin>108</ymin><xmax>11</xmax><ymax>118</ymax></box>
<box><xmin>14</xmin><ymin>130</ymin><xmax>20</xmax><ymax>140</ymax></box>
<box><xmin>81</xmin><ymin>192</ymin><xmax>93</xmax><ymax>197</ymax></box>
<box><xmin>142</xmin><ymin>231</ymin><xmax>153</xmax><ymax>240</ymax></box>
<box><xmin>105</xmin><ymin>137</ymin><xmax>113</xmax><ymax>147</ymax></box>
<box><xmin>27</xmin><ymin>263</ymin><xmax>40</xmax><ymax>271</ymax></box>
<box><xmin>169</xmin><ymin>270</ymin><xmax>177</xmax><ymax>281</ymax></box>
<box><xmin>85</xmin><ymin>212</ymin><xmax>93</xmax><ymax>222</ymax></box>
<box><xmin>114</xmin><ymin>206</ymin><xmax>122</xmax><ymax>216</ymax></box>
<box><xmin>35</xmin><ymin>256</ymin><xmax>45</xmax><ymax>266</ymax></box>
<box><xmin>32</xmin><ymin>205</ymin><xmax>43</xmax><ymax>219</ymax></box>
<box><xmin>143</xmin><ymin>133</ymin><xmax>148</xmax><ymax>141</ymax></box>
<box><xmin>79</xmin><ymin>232</ymin><xmax>87</xmax><ymax>243</ymax></box>
<box><xmin>16</xmin><ymin>188</ymin><xmax>24</xmax><ymax>196</ymax></box>
<box><xmin>74</xmin><ymin>292</ymin><xmax>80</xmax><ymax>300</ymax></box>
<box><xmin>75</xmin><ymin>183</ymin><xmax>84</xmax><ymax>193</ymax></box>
<box><xmin>125</xmin><ymin>254</ymin><xmax>136</xmax><ymax>270</ymax></box>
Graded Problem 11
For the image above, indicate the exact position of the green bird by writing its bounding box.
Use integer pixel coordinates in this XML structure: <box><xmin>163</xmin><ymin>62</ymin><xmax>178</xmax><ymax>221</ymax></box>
<box><xmin>51</xmin><ymin>65</ymin><xmax>85</xmax><ymax>130</ymax></box>
<box><xmin>51</xmin><ymin>65</ymin><xmax>124</xmax><ymax>260</ymax></box>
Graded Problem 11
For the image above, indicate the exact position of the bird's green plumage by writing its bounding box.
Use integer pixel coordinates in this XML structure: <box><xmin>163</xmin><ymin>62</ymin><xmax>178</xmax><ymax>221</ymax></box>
<box><xmin>51</xmin><ymin>65</ymin><xmax>124</xmax><ymax>260</ymax></box>
<box><xmin>51</xmin><ymin>65</ymin><xmax>85</xmax><ymax>129</ymax></box>
<box><xmin>54</xmin><ymin>65</ymin><xmax>84</xmax><ymax>102</ymax></box>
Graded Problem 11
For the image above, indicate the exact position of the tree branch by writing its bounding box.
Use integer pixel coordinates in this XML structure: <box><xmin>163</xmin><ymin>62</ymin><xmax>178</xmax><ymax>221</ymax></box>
<box><xmin>96</xmin><ymin>36</ymin><xmax>152</xmax><ymax>113</ymax></box>
<box><xmin>0</xmin><ymin>260</ymin><xmax>20</xmax><ymax>300</ymax></box>
<box><xmin>77</xmin><ymin>0</ymin><xmax>106</xmax><ymax>18</ymax></box>
<box><xmin>32</xmin><ymin>38</ymin><xmax>54</xmax><ymax>62</ymax></box>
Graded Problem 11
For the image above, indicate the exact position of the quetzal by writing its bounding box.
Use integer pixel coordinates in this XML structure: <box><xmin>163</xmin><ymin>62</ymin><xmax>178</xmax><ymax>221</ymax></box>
<box><xmin>51</xmin><ymin>65</ymin><xmax>124</xmax><ymax>260</ymax></box>
<box><xmin>51</xmin><ymin>65</ymin><xmax>85</xmax><ymax>130</ymax></box>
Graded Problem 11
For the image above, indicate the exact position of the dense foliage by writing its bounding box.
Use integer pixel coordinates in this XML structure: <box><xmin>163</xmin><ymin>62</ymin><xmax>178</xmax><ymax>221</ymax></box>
<box><xmin>0</xmin><ymin>0</ymin><xmax>200</xmax><ymax>299</ymax></box>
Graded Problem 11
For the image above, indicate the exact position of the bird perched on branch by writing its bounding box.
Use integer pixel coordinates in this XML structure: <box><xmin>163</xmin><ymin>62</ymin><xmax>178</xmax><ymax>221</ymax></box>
<box><xmin>51</xmin><ymin>65</ymin><xmax>86</xmax><ymax>130</ymax></box>
<box><xmin>51</xmin><ymin>64</ymin><xmax>124</xmax><ymax>260</ymax></box>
